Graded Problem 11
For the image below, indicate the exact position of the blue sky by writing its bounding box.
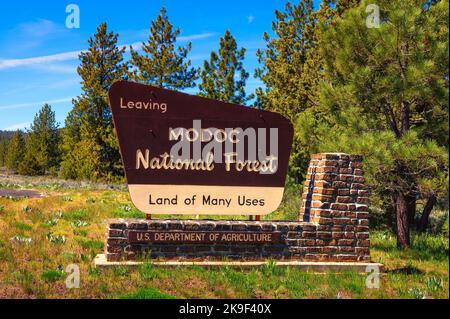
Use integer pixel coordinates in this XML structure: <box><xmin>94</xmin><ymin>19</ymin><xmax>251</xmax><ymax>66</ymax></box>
<box><xmin>0</xmin><ymin>1</ymin><xmax>317</xmax><ymax>131</ymax></box>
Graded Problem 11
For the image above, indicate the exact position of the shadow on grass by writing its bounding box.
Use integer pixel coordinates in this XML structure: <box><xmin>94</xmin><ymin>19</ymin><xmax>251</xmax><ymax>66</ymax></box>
<box><xmin>386</xmin><ymin>265</ymin><xmax>424</xmax><ymax>275</ymax></box>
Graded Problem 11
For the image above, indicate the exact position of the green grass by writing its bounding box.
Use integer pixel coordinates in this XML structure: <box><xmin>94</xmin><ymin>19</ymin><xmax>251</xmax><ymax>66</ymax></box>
<box><xmin>41</xmin><ymin>269</ymin><xmax>65</xmax><ymax>282</ymax></box>
<box><xmin>113</xmin><ymin>205</ymin><xmax>146</xmax><ymax>219</ymax></box>
<box><xmin>370</xmin><ymin>231</ymin><xmax>449</xmax><ymax>264</ymax></box>
<box><xmin>14</xmin><ymin>221</ymin><xmax>33</xmax><ymax>231</ymax></box>
<box><xmin>75</xmin><ymin>237</ymin><xmax>104</xmax><ymax>252</ymax></box>
<box><xmin>62</xmin><ymin>209</ymin><xmax>90</xmax><ymax>221</ymax></box>
<box><xmin>0</xmin><ymin>175</ymin><xmax>448</xmax><ymax>299</ymax></box>
<box><xmin>120</xmin><ymin>288</ymin><xmax>176</xmax><ymax>299</ymax></box>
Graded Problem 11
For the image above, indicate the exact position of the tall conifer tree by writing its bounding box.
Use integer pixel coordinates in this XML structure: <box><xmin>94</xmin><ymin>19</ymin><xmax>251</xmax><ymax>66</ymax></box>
<box><xmin>198</xmin><ymin>30</ymin><xmax>253</xmax><ymax>105</ymax></box>
<box><xmin>0</xmin><ymin>137</ymin><xmax>8</xmax><ymax>167</ymax></box>
<box><xmin>61</xmin><ymin>23</ymin><xmax>129</xmax><ymax>181</ymax></box>
<box><xmin>130</xmin><ymin>7</ymin><xmax>197</xmax><ymax>90</ymax></box>
<box><xmin>5</xmin><ymin>130</ymin><xmax>24</xmax><ymax>173</ymax></box>
<box><xmin>255</xmin><ymin>0</ymin><xmax>326</xmax><ymax>183</ymax></box>
<box><xmin>19</xmin><ymin>104</ymin><xmax>60</xmax><ymax>176</ymax></box>
<box><xmin>315</xmin><ymin>0</ymin><xmax>449</xmax><ymax>248</ymax></box>
<box><xmin>256</xmin><ymin>0</ymin><xmax>360</xmax><ymax>183</ymax></box>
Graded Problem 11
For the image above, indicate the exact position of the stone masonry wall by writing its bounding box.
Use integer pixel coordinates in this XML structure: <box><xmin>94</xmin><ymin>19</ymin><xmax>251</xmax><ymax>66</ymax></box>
<box><xmin>299</xmin><ymin>153</ymin><xmax>371</xmax><ymax>261</ymax></box>
<box><xmin>107</xmin><ymin>219</ymin><xmax>307</xmax><ymax>261</ymax></box>
<box><xmin>105</xmin><ymin>153</ymin><xmax>370</xmax><ymax>263</ymax></box>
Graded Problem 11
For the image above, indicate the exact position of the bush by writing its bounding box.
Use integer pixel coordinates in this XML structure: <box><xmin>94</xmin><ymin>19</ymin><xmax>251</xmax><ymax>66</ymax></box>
<box><xmin>46</xmin><ymin>232</ymin><xmax>66</xmax><ymax>245</ymax></box>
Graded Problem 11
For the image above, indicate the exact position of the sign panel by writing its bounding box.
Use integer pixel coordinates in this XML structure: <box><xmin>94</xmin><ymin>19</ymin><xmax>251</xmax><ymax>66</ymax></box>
<box><xmin>128</xmin><ymin>230</ymin><xmax>282</xmax><ymax>244</ymax></box>
<box><xmin>109</xmin><ymin>81</ymin><xmax>294</xmax><ymax>215</ymax></box>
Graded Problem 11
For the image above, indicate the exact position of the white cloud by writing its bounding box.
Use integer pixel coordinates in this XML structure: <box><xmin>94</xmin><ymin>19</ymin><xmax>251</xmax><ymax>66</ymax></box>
<box><xmin>32</xmin><ymin>63</ymin><xmax>78</xmax><ymax>74</ymax></box>
<box><xmin>0</xmin><ymin>97</ymin><xmax>74</xmax><ymax>111</ymax></box>
<box><xmin>247</xmin><ymin>15</ymin><xmax>255</xmax><ymax>24</ymax></box>
<box><xmin>0</xmin><ymin>78</ymin><xmax>79</xmax><ymax>97</ymax></box>
<box><xmin>3</xmin><ymin>122</ymin><xmax>31</xmax><ymax>131</ymax></box>
<box><xmin>0</xmin><ymin>51</ymin><xmax>81</xmax><ymax>70</ymax></box>
<box><xmin>2</xmin><ymin>19</ymin><xmax>70</xmax><ymax>54</ymax></box>
<box><xmin>178</xmin><ymin>32</ymin><xmax>216</xmax><ymax>42</ymax></box>
<box><xmin>17</xmin><ymin>19</ymin><xmax>64</xmax><ymax>38</ymax></box>
<box><xmin>0</xmin><ymin>32</ymin><xmax>217</xmax><ymax>71</ymax></box>
<box><xmin>128</xmin><ymin>32</ymin><xmax>216</xmax><ymax>51</ymax></box>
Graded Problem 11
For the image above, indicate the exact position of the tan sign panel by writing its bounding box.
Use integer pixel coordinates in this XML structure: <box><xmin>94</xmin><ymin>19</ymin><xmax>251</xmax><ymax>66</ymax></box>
<box><xmin>109</xmin><ymin>81</ymin><xmax>294</xmax><ymax>215</ymax></box>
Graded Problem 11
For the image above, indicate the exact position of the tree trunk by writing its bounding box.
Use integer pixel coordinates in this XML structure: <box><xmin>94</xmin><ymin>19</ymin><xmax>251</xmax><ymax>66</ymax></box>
<box><xmin>418</xmin><ymin>193</ymin><xmax>437</xmax><ymax>232</ymax></box>
<box><xmin>395</xmin><ymin>192</ymin><xmax>410</xmax><ymax>249</ymax></box>
<box><xmin>400</xmin><ymin>101</ymin><xmax>410</xmax><ymax>135</ymax></box>
<box><xmin>406</xmin><ymin>194</ymin><xmax>417</xmax><ymax>227</ymax></box>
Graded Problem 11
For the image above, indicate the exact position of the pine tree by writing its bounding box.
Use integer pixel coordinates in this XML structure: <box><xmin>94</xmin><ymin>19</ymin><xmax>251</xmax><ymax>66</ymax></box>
<box><xmin>19</xmin><ymin>104</ymin><xmax>60</xmax><ymax>176</ymax></box>
<box><xmin>5</xmin><ymin>130</ymin><xmax>25</xmax><ymax>173</ymax></box>
<box><xmin>255</xmin><ymin>0</ymin><xmax>361</xmax><ymax>184</ymax></box>
<box><xmin>315</xmin><ymin>0</ymin><xmax>449</xmax><ymax>248</ymax></box>
<box><xmin>60</xmin><ymin>23</ymin><xmax>129</xmax><ymax>181</ymax></box>
<box><xmin>198</xmin><ymin>30</ymin><xmax>253</xmax><ymax>105</ymax></box>
<box><xmin>130</xmin><ymin>7</ymin><xmax>197</xmax><ymax>90</ymax></box>
<box><xmin>0</xmin><ymin>136</ymin><xmax>8</xmax><ymax>167</ymax></box>
<box><xmin>255</xmin><ymin>0</ymin><xmax>326</xmax><ymax>183</ymax></box>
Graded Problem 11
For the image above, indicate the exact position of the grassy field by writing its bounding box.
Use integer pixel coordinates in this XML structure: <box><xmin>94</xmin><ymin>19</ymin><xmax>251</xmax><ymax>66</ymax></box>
<box><xmin>0</xmin><ymin>174</ymin><xmax>448</xmax><ymax>299</ymax></box>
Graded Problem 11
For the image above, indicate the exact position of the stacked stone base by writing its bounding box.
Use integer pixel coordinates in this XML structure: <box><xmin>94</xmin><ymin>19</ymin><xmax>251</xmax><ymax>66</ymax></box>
<box><xmin>106</xmin><ymin>219</ymin><xmax>370</xmax><ymax>262</ymax></box>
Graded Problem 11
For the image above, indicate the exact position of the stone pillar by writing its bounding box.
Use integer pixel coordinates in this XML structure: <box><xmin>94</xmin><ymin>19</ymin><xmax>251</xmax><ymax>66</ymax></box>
<box><xmin>299</xmin><ymin>153</ymin><xmax>370</xmax><ymax>261</ymax></box>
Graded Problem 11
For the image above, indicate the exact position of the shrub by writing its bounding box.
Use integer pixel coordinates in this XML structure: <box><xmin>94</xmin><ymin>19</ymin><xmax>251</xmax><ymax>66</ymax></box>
<box><xmin>62</xmin><ymin>196</ymin><xmax>73</xmax><ymax>202</ymax></box>
<box><xmin>409</xmin><ymin>287</ymin><xmax>427</xmax><ymax>299</ymax></box>
<box><xmin>71</xmin><ymin>220</ymin><xmax>89</xmax><ymax>228</ymax></box>
<box><xmin>425</xmin><ymin>276</ymin><xmax>444</xmax><ymax>293</ymax></box>
<box><xmin>46</xmin><ymin>232</ymin><xmax>66</xmax><ymax>245</ymax></box>
<box><xmin>43</xmin><ymin>218</ymin><xmax>59</xmax><ymax>227</ymax></box>
<box><xmin>10</xmin><ymin>235</ymin><xmax>32</xmax><ymax>244</ymax></box>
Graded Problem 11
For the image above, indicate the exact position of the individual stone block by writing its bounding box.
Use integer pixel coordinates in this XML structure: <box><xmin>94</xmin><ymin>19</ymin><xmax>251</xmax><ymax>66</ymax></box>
<box><xmin>108</xmin><ymin>229</ymin><xmax>124</xmax><ymax>237</ymax></box>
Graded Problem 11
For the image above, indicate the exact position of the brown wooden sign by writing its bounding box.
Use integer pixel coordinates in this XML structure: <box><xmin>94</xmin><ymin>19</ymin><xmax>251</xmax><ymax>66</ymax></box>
<box><xmin>128</xmin><ymin>230</ymin><xmax>282</xmax><ymax>244</ymax></box>
<box><xmin>108</xmin><ymin>81</ymin><xmax>294</xmax><ymax>215</ymax></box>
